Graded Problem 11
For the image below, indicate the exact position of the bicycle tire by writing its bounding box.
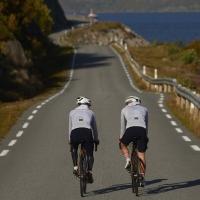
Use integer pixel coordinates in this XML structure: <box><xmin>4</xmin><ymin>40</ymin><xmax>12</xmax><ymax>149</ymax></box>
<box><xmin>79</xmin><ymin>156</ymin><xmax>84</xmax><ymax>197</ymax></box>
<box><xmin>131</xmin><ymin>155</ymin><xmax>139</xmax><ymax>196</ymax></box>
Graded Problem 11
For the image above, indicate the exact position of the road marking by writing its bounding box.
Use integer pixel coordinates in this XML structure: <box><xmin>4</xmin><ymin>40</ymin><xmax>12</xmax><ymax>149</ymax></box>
<box><xmin>166</xmin><ymin>114</ymin><xmax>172</xmax><ymax>118</ymax></box>
<box><xmin>191</xmin><ymin>145</ymin><xmax>200</xmax><ymax>151</ymax></box>
<box><xmin>0</xmin><ymin>150</ymin><xmax>9</xmax><ymax>156</ymax></box>
<box><xmin>161</xmin><ymin>109</ymin><xmax>167</xmax><ymax>112</ymax></box>
<box><xmin>8</xmin><ymin>140</ymin><xmax>17</xmax><ymax>146</ymax></box>
<box><xmin>158</xmin><ymin>101</ymin><xmax>163</xmax><ymax>103</ymax></box>
<box><xmin>16</xmin><ymin>131</ymin><xmax>23</xmax><ymax>137</ymax></box>
<box><xmin>159</xmin><ymin>104</ymin><xmax>163</xmax><ymax>107</ymax></box>
<box><xmin>28</xmin><ymin>115</ymin><xmax>33</xmax><ymax>120</ymax></box>
<box><xmin>176</xmin><ymin>128</ymin><xmax>183</xmax><ymax>133</ymax></box>
<box><xmin>171</xmin><ymin>121</ymin><xmax>177</xmax><ymax>126</ymax></box>
<box><xmin>159</xmin><ymin>98</ymin><xmax>164</xmax><ymax>101</ymax></box>
<box><xmin>37</xmin><ymin>105</ymin><xmax>41</xmax><ymax>109</ymax></box>
<box><xmin>22</xmin><ymin>123</ymin><xmax>29</xmax><ymax>128</ymax></box>
<box><xmin>110</xmin><ymin>46</ymin><xmax>142</xmax><ymax>93</ymax></box>
<box><xmin>182</xmin><ymin>136</ymin><xmax>191</xmax><ymax>142</ymax></box>
<box><xmin>32</xmin><ymin>110</ymin><xmax>37</xmax><ymax>114</ymax></box>
<box><xmin>41</xmin><ymin>102</ymin><xmax>46</xmax><ymax>105</ymax></box>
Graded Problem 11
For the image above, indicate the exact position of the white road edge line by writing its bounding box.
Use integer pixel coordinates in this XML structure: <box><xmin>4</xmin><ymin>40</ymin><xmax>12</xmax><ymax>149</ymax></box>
<box><xmin>8</xmin><ymin>140</ymin><xmax>17</xmax><ymax>146</ymax></box>
<box><xmin>16</xmin><ymin>131</ymin><xmax>23</xmax><ymax>137</ymax></box>
<box><xmin>0</xmin><ymin>150</ymin><xmax>9</xmax><ymax>156</ymax></box>
<box><xmin>161</xmin><ymin>109</ymin><xmax>167</xmax><ymax>113</ymax></box>
<box><xmin>37</xmin><ymin>105</ymin><xmax>42</xmax><ymax>109</ymax></box>
<box><xmin>109</xmin><ymin>46</ymin><xmax>142</xmax><ymax>93</ymax></box>
<box><xmin>182</xmin><ymin>136</ymin><xmax>191</xmax><ymax>142</ymax></box>
<box><xmin>171</xmin><ymin>121</ymin><xmax>177</xmax><ymax>126</ymax></box>
<box><xmin>159</xmin><ymin>104</ymin><xmax>163</xmax><ymax>107</ymax></box>
<box><xmin>191</xmin><ymin>145</ymin><xmax>200</xmax><ymax>151</ymax></box>
<box><xmin>28</xmin><ymin>115</ymin><xmax>34</xmax><ymax>120</ymax></box>
<box><xmin>32</xmin><ymin>110</ymin><xmax>37</xmax><ymax>114</ymax></box>
<box><xmin>22</xmin><ymin>123</ymin><xmax>29</xmax><ymax>128</ymax></box>
<box><xmin>176</xmin><ymin>128</ymin><xmax>183</xmax><ymax>133</ymax></box>
<box><xmin>166</xmin><ymin>114</ymin><xmax>172</xmax><ymax>118</ymax></box>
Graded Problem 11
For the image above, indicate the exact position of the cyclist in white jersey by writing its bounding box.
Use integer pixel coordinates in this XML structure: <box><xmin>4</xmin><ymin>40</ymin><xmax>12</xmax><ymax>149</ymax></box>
<box><xmin>69</xmin><ymin>96</ymin><xmax>99</xmax><ymax>183</ymax></box>
<box><xmin>119</xmin><ymin>96</ymin><xmax>148</xmax><ymax>186</ymax></box>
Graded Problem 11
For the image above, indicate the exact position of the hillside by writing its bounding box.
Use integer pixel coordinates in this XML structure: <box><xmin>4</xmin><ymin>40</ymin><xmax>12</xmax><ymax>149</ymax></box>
<box><xmin>58</xmin><ymin>0</ymin><xmax>200</xmax><ymax>13</ymax></box>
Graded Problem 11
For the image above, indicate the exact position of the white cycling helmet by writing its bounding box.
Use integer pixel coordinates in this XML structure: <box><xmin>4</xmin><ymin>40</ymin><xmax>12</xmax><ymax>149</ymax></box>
<box><xmin>125</xmin><ymin>96</ymin><xmax>141</xmax><ymax>104</ymax></box>
<box><xmin>76</xmin><ymin>96</ymin><xmax>91</xmax><ymax>106</ymax></box>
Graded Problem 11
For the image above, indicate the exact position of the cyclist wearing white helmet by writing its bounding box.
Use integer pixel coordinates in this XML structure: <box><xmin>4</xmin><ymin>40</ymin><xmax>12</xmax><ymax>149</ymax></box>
<box><xmin>69</xmin><ymin>96</ymin><xmax>99</xmax><ymax>183</ymax></box>
<box><xmin>119</xmin><ymin>96</ymin><xmax>148</xmax><ymax>186</ymax></box>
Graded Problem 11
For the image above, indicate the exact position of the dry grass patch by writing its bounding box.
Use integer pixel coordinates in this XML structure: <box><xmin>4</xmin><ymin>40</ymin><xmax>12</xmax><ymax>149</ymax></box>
<box><xmin>0</xmin><ymin>45</ymin><xmax>73</xmax><ymax>141</ymax></box>
<box><xmin>166</xmin><ymin>95</ymin><xmax>200</xmax><ymax>138</ymax></box>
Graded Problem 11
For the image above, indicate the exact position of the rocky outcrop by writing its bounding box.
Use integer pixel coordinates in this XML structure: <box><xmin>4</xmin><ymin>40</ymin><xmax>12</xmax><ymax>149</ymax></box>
<box><xmin>66</xmin><ymin>22</ymin><xmax>150</xmax><ymax>47</ymax></box>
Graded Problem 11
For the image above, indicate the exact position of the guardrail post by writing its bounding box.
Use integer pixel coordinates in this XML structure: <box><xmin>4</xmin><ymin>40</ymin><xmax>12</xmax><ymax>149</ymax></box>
<box><xmin>176</xmin><ymin>95</ymin><xmax>181</xmax><ymax>106</ymax></box>
<box><xmin>120</xmin><ymin>39</ymin><xmax>123</xmax><ymax>45</ymax></box>
<box><xmin>163</xmin><ymin>84</ymin><xmax>167</xmax><ymax>92</ymax></box>
<box><xmin>154</xmin><ymin>69</ymin><xmax>157</xmax><ymax>79</ymax></box>
<box><xmin>124</xmin><ymin>43</ymin><xmax>127</xmax><ymax>50</ymax></box>
<box><xmin>180</xmin><ymin>97</ymin><xmax>185</xmax><ymax>108</ymax></box>
<box><xmin>115</xmin><ymin>36</ymin><xmax>118</xmax><ymax>41</ymax></box>
<box><xmin>168</xmin><ymin>85</ymin><xmax>171</xmax><ymax>93</ymax></box>
<box><xmin>143</xmin><ymin>66</ymin><xmax>146</xmax><ymax>75</ymax></box>
<box><xmin>185</xmin><ymin>99</ymin><xmax>190</xmax><ymax>110</ymax></box>
<box><xmin>193</xmin><ymin>106</ymin><xmax>199</xmax><ymax>119</ymax></box>
<box><xmin>158</xmin><ymin>85</ymin><xmax>162</xmax><ymax>92</ymax></box>
<box><xmin>72</xmin><ymin>26</ymin><xmax>74</xmax><ymax>30</ymax></box>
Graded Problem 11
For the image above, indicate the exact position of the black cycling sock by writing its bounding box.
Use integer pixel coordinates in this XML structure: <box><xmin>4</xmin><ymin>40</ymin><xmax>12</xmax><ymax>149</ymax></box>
<box><xmin>87</xmin><ymin>152</ymin><xmax>94</xmax><ymax>171</ymax></box>
<box><xmin>71</xmin><ymin>148</ymin><xmax>78</xmax><ymax>167</ymax></box>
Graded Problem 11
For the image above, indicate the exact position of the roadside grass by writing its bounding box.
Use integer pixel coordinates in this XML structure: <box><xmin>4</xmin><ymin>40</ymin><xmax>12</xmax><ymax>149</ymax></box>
<box><xmin>0</xmin><ymin>45</ymin><xmax>73</xmax><ymax>141</ymax></box>
<box><xmin>166</xmin><ymin>95</ymin><xmax>200</xmax><ymax>138</ymax></box>
<box><xmin>114</xmin><ymin>42</ymin><xmax>200</xmax><ymax>137</ymax></box>
<box><xmin>128</xmin><ymin>42</ymin><xmax>200</xmax><ymax>93</ymax></box>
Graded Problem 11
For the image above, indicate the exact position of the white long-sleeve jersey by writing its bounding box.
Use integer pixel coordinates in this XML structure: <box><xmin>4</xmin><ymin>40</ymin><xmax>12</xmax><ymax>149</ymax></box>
<box><xmin>120</xmin><ymin>101</ymin><xmax>148</xmax><ymax>138</ymax></box>
<box><xmin>69</xmin><ymin>105</ymin><xmax>98</xmax><ymax>141</ymax></box>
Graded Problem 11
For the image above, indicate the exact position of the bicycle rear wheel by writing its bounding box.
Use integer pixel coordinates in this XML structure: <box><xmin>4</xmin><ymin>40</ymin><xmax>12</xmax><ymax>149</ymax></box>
<box><xmin>79</xmin><ymin>156</ymin><xmax>84</xmax><ymax>197</ymax></box>
<box><xmin>131</xmin><ymin>155</ymin><xmax>139</xmax><ymax>196</ymax></box>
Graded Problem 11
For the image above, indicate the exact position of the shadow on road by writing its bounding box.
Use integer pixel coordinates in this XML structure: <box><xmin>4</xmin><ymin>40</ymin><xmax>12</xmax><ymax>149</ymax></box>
<box><xmin>86</xmin><ymin>179</ymin><xmax>166</xmax><ymax>196</ymax></box>
<box><xmin>140</xmin><ymin>179</ymin><xmax>200</xmax><ymax>196</ymax></box>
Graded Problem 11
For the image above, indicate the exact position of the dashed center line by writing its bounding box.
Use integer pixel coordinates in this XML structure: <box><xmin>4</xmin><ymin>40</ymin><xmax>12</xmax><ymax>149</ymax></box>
<box><xmin>8</xmin><ymin>140</ymin><xmax>17</xmax><ymax>146</ymax></box>
<box><xmin>32</xmin><ymin>110</ymin><xmax>38</xmax><ymax>114</ymax></box>
<box><xmin>0</xmin><ymin>150</ymin><xmax>9</xmax><ymax>156</ymax></box>
<box><xmin>159</xmin><ymin>104</ymin><xmax>163</xmax><ymax>107</ymax></box>
<box><xmin>28</xmin><ymin>115</ymin><xmax>34</xmax><ymax>120</ymax></box>
<box><xmin>182</xmin><ymin>136</ymin><xmax>191</xmax><ymax>142</ymax></box>
<box><xmin>176</xmin><ymin>128</ymin><xmax>183</xmax><ymax>133</ymax></box>
<box><xmin>191</xmin><ymin>145</ymin><xmax>200</xmax><ymax>151</ymax></box>
<box><xmin>161</xmin><ymin>109</ymin><xmax>167</xmax><ymax>113</ymax></box>
<box><xmin>37</xmin><ymin>105</ymin><xmax>42</xmax><ymax>109</ymax></box>
<box><xmin>171</xmin><ymin>121</ymin><xmax>177</xmax><ymax>126</ymax></box>
<box><xmin>16</xmin><ymin>131</ymin><xmax>23</xmax><ymax>137</ymax></box>
<box><xmin>22</xmin><ymin>123</ymin><xmax>29</xmax><ymax>128</ymax></box>
<box><xmin>166</xmin><ymin>114</ymin><xmax>172</xmax><ymax>119</ymax></box>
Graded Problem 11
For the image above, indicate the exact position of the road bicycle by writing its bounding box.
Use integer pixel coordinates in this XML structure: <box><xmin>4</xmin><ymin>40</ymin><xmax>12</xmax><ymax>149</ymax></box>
<box><xmin>77</xmin><ymin>140</ymin><xmax>97</xmax><ymax>197</ymax></box>
<box><xmin>119</xmin><ymin>136</ymin><xmax>142</xmax><ymax>196</ymax></box>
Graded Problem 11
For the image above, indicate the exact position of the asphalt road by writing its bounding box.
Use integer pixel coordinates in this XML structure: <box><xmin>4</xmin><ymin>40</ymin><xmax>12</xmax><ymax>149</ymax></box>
<box><xmin>0</xmin><ymin>41</ymin><xmax>200</xmax><ymax>199</ymax></box>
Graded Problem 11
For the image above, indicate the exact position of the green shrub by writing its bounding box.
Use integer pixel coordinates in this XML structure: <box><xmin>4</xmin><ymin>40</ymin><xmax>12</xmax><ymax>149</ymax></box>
<box><xmin>167</xmin><ymin>44</ymin><xmax>180</xmax><ymax>56</ymax></box>
<box><xmin>180</xmin><ymin>49</ymin><xmax>197</xmax><ymax>64</ymax></box>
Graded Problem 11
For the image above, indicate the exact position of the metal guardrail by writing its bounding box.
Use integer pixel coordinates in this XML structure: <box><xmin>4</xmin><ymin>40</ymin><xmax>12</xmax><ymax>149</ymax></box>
<box><xmin>108</xmin><ymin>40</ymin><xmax>200</xmax><ymax>115</ymax></box>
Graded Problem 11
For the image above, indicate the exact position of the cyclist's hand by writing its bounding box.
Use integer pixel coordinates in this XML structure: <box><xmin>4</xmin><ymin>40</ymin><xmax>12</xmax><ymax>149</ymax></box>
<box><xmin>68</xmin><ymin>140</ymin><xmax>71</xmax><ymax>145</ymax></box>
<box><xmin>94</xmin><ymin>139</ymin><xmax>100</xmax><ymax>145</ymax></box>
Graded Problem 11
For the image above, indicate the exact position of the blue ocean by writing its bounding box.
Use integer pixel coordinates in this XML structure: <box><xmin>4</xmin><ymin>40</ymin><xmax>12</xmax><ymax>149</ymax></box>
<box><xmin>98</xmin><ymin>13</ymin><xmax>200</xmax><ymax>44</ymax></box>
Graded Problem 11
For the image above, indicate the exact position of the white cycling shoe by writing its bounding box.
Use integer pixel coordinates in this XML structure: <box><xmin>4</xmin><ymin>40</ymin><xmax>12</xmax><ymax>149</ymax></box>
<box><xmin>125</xmin><ymin>159</ymin><xmax>131</xmax><ymax>170</ymax></box>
